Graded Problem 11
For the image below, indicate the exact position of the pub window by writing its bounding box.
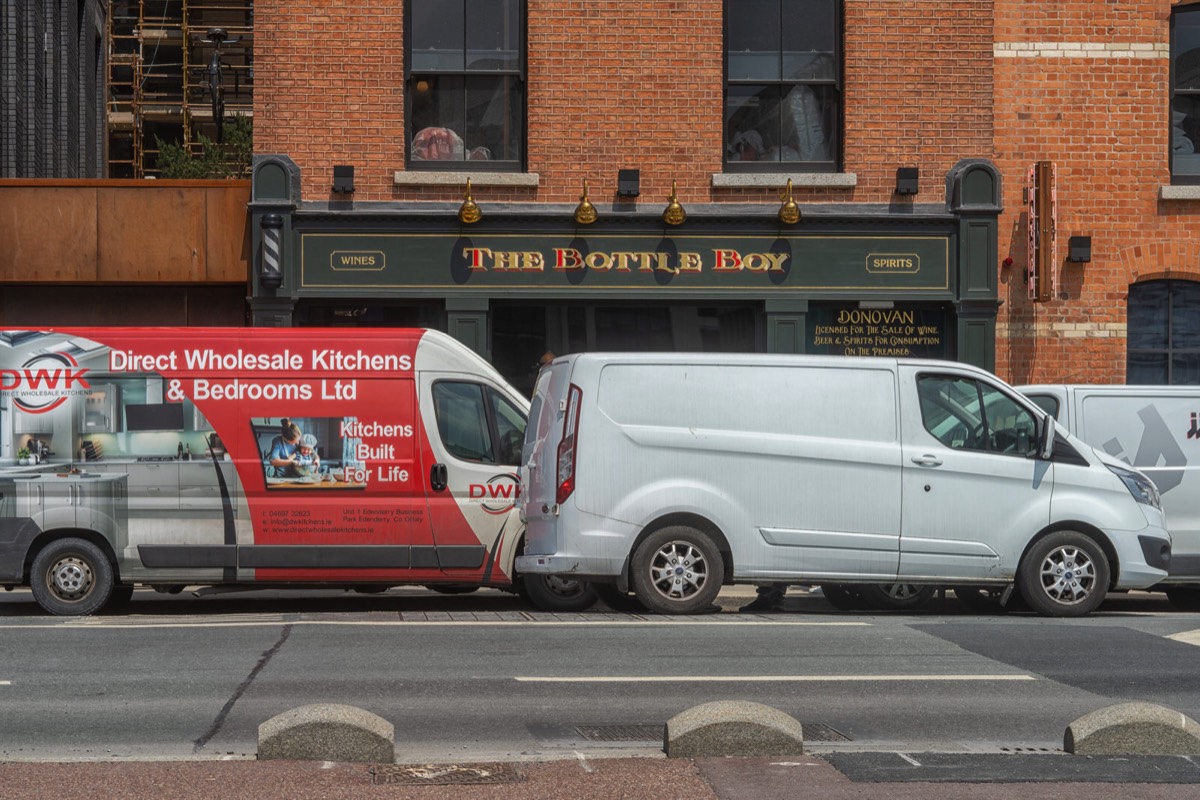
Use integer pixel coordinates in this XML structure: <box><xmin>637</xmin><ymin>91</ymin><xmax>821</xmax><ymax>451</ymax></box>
<box><xmin>724</xmin><ymin>0</ymin><xmax>840</xmax><ymax>172</ymax></box>
<box><xmin>1172</xmin><ymin>3</ymin><xmax>1200</xmax><ymax>183</ymax></box>
<box><xmin>406</xmin><ymin>0</ymin><xmax>525</xmax><ymax>170</ymax></box>
<box><xmin>1128</xmin><ymin>280</ymin><xmax>1200</xmax><ymax>384</ymax></box>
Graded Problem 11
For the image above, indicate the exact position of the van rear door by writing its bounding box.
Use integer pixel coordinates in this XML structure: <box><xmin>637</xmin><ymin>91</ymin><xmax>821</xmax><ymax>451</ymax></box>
<box><xmin>519</xmin><ymin>360</ymin><xmax>572</xmax><ymax>556</ymax></box>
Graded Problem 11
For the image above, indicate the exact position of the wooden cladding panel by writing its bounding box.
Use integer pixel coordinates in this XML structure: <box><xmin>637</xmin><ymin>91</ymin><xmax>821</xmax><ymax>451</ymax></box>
<box><xmin>0</xmin><ymin>188</ymin><xmax>100</xmax><ymax>281</ymax></box>
<box><xmin>0</xmin><ymin>181</ymin><xmax>249</xmax><ymax>284</ymax></box>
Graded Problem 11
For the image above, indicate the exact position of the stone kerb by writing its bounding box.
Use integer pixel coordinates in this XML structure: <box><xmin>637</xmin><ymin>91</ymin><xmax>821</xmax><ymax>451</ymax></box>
<box><xmin>258</xmin><ymin>703</ymin><xmax>395</xmax><ymax>763</ymax></box>
<box><xmin>665</xmin><ymin>700</ymin><xmax>804</xmax><ymax>758</ymax></box>
<box><xmin>1065</xmin><ymin>702</ymin><xmax>1200</xmax><ymax>755</ymax></box>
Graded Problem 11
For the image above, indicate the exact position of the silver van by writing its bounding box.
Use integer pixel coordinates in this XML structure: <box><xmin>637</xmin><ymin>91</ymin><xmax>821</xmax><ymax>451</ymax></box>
<box><xmin>516</xmin><ymin>354</ymin><xmax>1171</xmax><ymax>617</ymax></box>
<box><xmin>1020</xmin><ymin>385</ymin><xmax>1200</xmax><ymax>610</ymax></box>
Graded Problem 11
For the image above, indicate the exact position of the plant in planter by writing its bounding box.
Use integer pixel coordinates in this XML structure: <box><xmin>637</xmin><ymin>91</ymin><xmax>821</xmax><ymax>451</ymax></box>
<box><xmin>17</xmin><ymin>448</ymin><xmax>30</xmax><ymax>466</ymax></box>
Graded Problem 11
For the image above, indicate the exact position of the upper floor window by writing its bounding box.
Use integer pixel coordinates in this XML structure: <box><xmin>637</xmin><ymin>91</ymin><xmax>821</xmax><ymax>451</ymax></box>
<box><xmin>724</xmin><ymin>0</ymin><xmax>840</xmax><ymax>172</ymax></box>
<box><xmin>406</xmin><ymin>0</ymin><xmax>525</xmax><ymax>170</ymax></box>
<box><xmin>1172</xmin><ymin>4</ymin><xmax>1200</xmax><ymax>182</ymax></box>
<box><xmin>1128</xmin><ymin>280</ymin><xmax>1200</xmax><ymax>384</ymax></box>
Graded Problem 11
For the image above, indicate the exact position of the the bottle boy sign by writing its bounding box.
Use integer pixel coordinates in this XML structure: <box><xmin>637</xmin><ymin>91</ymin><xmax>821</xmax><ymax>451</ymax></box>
<box><xmin>299</xmin><ymin>233</ymin><xmax>951</xmax><ymax>295</ymax></box>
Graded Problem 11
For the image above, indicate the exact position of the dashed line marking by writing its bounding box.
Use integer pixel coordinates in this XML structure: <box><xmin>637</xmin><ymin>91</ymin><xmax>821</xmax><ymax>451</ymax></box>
<box><xmin>514</xmin><ymin>674</ymin><xmax>1035</xmax><ymax>683</ymax></box>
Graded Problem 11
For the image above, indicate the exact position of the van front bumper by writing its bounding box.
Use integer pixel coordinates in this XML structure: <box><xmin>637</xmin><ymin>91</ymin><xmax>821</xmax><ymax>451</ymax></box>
<box><xmin>1111</xmin><ymin>526</ymin><xmax>1171</xmax><ymax>589</ymax></box>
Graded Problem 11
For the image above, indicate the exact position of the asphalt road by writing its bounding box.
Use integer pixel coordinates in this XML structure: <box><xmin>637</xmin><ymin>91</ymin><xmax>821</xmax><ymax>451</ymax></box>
<box><xmin>0</xmin><ymin>586</ymin><xmax>1197</xmax><ymax>765</ymax></box>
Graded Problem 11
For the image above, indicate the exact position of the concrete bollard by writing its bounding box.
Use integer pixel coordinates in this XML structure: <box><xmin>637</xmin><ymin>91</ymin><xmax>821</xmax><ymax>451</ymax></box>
<box><xmin>665</xmin><ymin>700</ymin><xmax>804</xmax><ymax>758</ymax></box>
<box><xmin>1064</xmin><ymin>702</ymin><xmax>1200</xmax><ymax>755</ymax></box>
<box><xmin>258</xmin><ymin>703</ymin><xmax>395</xmax><ymax>763</ymax></box>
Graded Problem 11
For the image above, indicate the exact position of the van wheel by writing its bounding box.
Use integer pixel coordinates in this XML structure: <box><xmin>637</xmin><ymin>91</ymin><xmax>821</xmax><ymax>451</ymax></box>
<box><xmin>631</xmin><ymin>526</ymin><xmax>724</xmax><ymax>614</ymax></box>
<box><xmin>30</xmin><ymin>538</ymin><xmax>114</xmax><ymax>616</ymax></box>
<box><xmin>594</xmin><ymin>583</ymin><xmax>647</xmax><ymax>613</ymax></box>
<box><xmin>1017</xmin><ymin>531</ymin><xmax>1110</xmax><ymax>617</ymax></box>
<box><xmin>1166</xmin><ymin>586</ymin><xmax>1200</xmax><ymax>612</ymax></box>
<box><xmin>820</xmin><ymin>584</ymin><xmax>872</xmax><ymax>611</ymax></box>
<box><xmin>860</xmin><ymin>583</ymin><xmax>936</xmax><ymax>611</ymax></box>
<box><xmin>519</xmin><ymin>575</ymin><xmax>598</xmax><ymax>612</ymax></box>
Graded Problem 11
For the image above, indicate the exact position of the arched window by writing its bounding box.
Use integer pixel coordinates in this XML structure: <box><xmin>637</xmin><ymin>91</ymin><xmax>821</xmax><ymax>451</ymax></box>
<box><xmin>1127</xmin><ymin>280</ymin><xmax>1200</xmax><ymax>384</ymax></box>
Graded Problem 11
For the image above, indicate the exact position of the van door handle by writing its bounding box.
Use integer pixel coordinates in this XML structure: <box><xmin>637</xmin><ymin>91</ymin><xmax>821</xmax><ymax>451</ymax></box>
<box><xmin>430</xmin><ymin>463</ymin><xmax>448</xmax><ymax>492</ymax></box>
<box><xmin>911</xmin><ymin>455</ymin><xmax>943</xmax><ymax>467</ymax></box>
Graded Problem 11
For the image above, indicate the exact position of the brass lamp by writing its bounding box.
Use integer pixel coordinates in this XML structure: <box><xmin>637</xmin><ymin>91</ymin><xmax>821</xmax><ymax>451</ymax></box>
<box><xmin>458</xmin><ymin>178</ymin><xmax>481</xmax><ymax>224</ymax></box>
<box><xmin>662</xmin><ymin>180</ymin><xmax>686</xmax><ymax>226</ymax></box>
<box><xmin>778</xmin><ymin>179</ymin><xmax>801</xmax><ymax>225</ymax></box>
<box><xmin>574</xmin><ymin>179</ymin><xmax>598</xmax><ymax>225</ymax></box>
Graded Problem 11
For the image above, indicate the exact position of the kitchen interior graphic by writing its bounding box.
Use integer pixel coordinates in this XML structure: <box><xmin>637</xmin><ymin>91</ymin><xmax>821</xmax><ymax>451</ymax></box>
<box><xmin>1</xmin><ymin>331</ymin><xmax>247</xmax><ymax>579</ymax></box>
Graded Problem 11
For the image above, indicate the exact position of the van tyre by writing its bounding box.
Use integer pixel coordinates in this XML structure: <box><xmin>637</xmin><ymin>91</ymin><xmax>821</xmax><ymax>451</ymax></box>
<box><xmin>1017</xmin><ymin>531</ymin><xmax>1110</xmax><ymax>617</ymax></box>
<box><xmin>860</xmin><ymin>583</ymin><xmax>936</xmax><ymax>611</ymax></box>
<box><xmin>631</xmin><ymin>526</ymin><xmax>724</xmax><ymax>614</ymax></box>
<box><xmin>594</xmin><ymin>583</ymin><xmax>647</xmax><ymax>613</ymax></box>
<box><xmin>519</xmin><ymin>575</ymin><xmax>598</xmax><ymax>612</ymax></box>
<box><xmin>1166</xmin><ymin>586</ymin><xmax>1200</xmax><ymax>612</ymax></box>
<box><xmin>820</xmin><ymin>584</ymin><xmax>872</xmax><ymax>612</ymax></box>
<box><xmin>30</xmin><ymin>538</ymin><xmax>114</xmax><ymax>616</ymax></box>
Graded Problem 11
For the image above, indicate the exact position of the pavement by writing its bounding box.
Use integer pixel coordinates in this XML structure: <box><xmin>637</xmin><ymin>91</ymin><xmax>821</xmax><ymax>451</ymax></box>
<box><xmin>2</xmin><ymin>753</ymin><xmax>1200</xmax><ymax>799</ymax></box>
<box><xmin>3</xmin><ymin>586</ymin><xmax>1198</xmax><ymax>797</ymax></box>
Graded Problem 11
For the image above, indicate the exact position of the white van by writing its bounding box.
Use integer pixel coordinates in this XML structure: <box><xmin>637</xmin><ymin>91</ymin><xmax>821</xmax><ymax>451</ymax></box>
<box><xmin>0</xmin><ymin>327</ymin><xmax>594</xmax><ymax>615</ymax></box>
<box><xmin>515</xmin><ymin>353</ymin><xmax>1171</xmax><ymax>617</ymax></box>
<box><xmin>1019</xmin><ymin>385</ymin><xmax>1200</xmax><ymax>610</ymax></box>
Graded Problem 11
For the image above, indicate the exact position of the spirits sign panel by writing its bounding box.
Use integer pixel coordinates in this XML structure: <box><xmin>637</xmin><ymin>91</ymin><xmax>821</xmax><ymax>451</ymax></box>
<box><xmin>298</xmin><ymin>232</ymin><xmax>951</xmax><ymax>295</ymax></box>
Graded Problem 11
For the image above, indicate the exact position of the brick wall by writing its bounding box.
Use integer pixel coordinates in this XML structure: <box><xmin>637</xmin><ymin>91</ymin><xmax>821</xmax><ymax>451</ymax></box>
<box><xmin>255</xmin><ymin>1</ymin><xmax>993</xmax><ymax>205</ymax></box>
<box><xmin>994</xmin><ymin>0</ymin><xmax>1200</xmax><ymax>384</ymax></box>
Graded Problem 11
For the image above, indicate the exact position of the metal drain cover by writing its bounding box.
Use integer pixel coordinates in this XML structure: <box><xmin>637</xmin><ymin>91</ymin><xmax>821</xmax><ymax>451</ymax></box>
<box><xmin>576</xmin><ymin>724</ymin><xmax>665</xmax><ymax>742</ymax></box>
<box><xmin>802</xmin><ymin>723</ymin><xmax>852</xmax><ymax>742</ymax></box>
<box><xmin>371</xmin><ymin>763</ymin><xmax>524</xmax><ymax>786</ymax></box>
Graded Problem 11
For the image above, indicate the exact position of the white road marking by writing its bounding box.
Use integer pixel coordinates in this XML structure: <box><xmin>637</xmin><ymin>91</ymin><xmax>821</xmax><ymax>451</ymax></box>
<box><xmin>1167</xmin><ymin>629</ymin><xmax>1200</xmax><ymax>647</ymax></box>
<box><xmin>0</xmin><ymin>619</ymin><xmax>871</xmax><ymax>630</ymax></box>
<box><xmin>897</xmin><ymin>753</ymin><xmax>922</xmax><ymax>767</ymax></box>
<box><xmin>514</xmin><ymin>674</ymin><xmax>1035</xmax><ymax>683</ymax></box>
<box><xmin>574</xmin><ymin>751</ymin><xmax>594</xmax><ymax>773</ymax></box>
<box><xmin>0</xmin><ymin>681</ymin><xmax>10</xmax><ymax>686</ymax></box>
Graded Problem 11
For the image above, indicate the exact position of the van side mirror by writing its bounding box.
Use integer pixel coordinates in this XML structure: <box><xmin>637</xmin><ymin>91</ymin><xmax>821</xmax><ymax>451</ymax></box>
<box><xmin>1037</xmin><ymin>416</ymin><xmax>1056</xmax><ymax>460</ymax></box>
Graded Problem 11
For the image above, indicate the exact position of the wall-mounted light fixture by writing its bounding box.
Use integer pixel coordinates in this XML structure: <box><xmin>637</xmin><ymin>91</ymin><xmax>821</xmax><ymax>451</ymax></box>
<box><xmin>574</xmin><ymin>179</ymin><xmax>598</xmax><ymax>225</ymax></box>
<box><xmin>895</xmin><ymin>167</ymin><xmax>919</xmax><ymax>195</ymax></box>
<box><xmin>258</xmin><ymin>213</ymin><xmax>284</xmax><ymax>290</ymax></box>
<box><xmin>458</xmin><ymin>178</ymin><xmax>481</xmax><ymax>224</ymax></box>
<box><xmin>662</xmin><ymin>180</ymin><xmax>686</xmax><ymax>225</ymax></box>
<box><xmin>332</xmin><ymin>165</ymin><xmax>355</xmax><ymax>194</ymax></box>
<box><xmin>778</xmin><ymin>179</ymin><xmax>801</xmax><ymax>225</ymax></box>
<box><xmin>1068</xmin><ymin>235</ymin><xmax>1092</xmax><ymax>263</ymax></box>
<box><xmin>617</xmin><ymin>169</ymin><xmax>640</xmax><ymax>198</ymax></box>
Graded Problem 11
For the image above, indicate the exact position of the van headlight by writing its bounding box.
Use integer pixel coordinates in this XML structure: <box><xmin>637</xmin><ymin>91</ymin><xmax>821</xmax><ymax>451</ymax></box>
<box><xmin>1107</xmin><ymin>464</ymin><xmax>1161</xmax><ymax>509</ymax></box>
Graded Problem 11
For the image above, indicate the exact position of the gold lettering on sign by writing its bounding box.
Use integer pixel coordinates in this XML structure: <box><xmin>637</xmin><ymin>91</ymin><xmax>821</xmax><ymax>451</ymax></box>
<box><xmin>330</xmin><ymin>251</ymin><xmax>386</xmax><ymax>271</ymax></box>
<box><xmin>865</xmin><ymin>254</ymin><xmax>920</xmax><ymax>273</ymax></box>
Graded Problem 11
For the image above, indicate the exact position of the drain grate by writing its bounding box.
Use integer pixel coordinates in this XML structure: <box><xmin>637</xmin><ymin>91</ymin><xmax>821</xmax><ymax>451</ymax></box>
<box><xmin>802</xmin><ymin>723</ymin><xmax>852</xmax><ymax>742</ymax></box>
<box><xmin>371</xmin><ymin>763</ymin><xmax>524</xmax><ymax>786</ymax></box>
<box><xmin>576</xmin><ymin>724</ymin><xmax>665</xmax><ymax>742</ymax></box>
<box><xmin>572</xmin><ymin>723</ymin><xmax>851</xmax><ymax>743</ymax></box>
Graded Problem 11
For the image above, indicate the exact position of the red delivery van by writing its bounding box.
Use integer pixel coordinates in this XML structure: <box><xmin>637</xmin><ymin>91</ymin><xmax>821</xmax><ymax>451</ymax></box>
<box><xmin>0</xmin><ymin>327</ymin><xmax>596</xmax><ymax>615</ymax></box>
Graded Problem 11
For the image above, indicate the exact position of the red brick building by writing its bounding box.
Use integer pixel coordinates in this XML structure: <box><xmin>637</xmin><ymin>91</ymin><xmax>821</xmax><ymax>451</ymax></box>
<box><xmin>246</xmin><ymin>0</ymin><xmax>1198</xmax><ymax>391</ymax></box>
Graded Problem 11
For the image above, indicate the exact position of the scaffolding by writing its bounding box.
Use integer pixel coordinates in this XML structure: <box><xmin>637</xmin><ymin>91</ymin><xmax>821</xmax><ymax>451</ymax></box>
<box><xmin>106</xmin><ymin>0</ymin><xmax>253</xmax><ymax>178</ymax></box>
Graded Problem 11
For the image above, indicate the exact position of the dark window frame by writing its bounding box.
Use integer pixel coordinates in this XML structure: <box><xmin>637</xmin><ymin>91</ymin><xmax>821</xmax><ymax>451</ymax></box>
<box><xmin>404</xmin><ymin>0</ymin><xmax>527</xmax><ymax>172</ymax></box>
<box><xmin>723</xmin><ymin>0</ymin><xmax>843</xmax><ymax>173</ymax></box>
<box><xmin>1171</xmin><ymin>3</ymin><xmax>1200</xmax><ymax>184</ymax></box>
<box><xmin>1127</xmin><ymin>279</ymin><xmax>1200</xmax><ymax>385</ymax></box>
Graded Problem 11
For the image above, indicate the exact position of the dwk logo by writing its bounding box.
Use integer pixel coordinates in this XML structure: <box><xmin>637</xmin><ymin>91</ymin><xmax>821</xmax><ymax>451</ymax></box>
<box><xmin>468</xmin><ymin>473</ymin><xmax>522</xmax><ymax>514</ymax></box>
<box><xmin>0</xmin><ymin>353</ymin><xmax>91</xmax><ymax>414</ymax></box>
<box><xmin>1190</xmin><ymin>412</ymin><xmax>1199</xmax><ymax>441</ymax></box>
